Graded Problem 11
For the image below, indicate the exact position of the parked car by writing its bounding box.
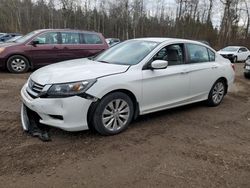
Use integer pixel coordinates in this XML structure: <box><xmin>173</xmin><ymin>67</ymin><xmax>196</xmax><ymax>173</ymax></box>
<box><xmin>21</xmin><ymin>38</ymin><xmax>235</xmax><ymax>136</ymax></box>
<box><xmin>197</xmin><ymin>40</ymin><xmax>210</xmax><ymax>46</ymax></box>
<box><xmin>218</xmin><ymin>46</ymin><xmax>250</xmax><ymax>63</ymax></box>
<box><xmin>244</xmin><ymin>57</ymin><xmax>250</xmax><ymax>78</ymax></box>
<box><xmin>106</xmin><ymin>38</ymin><xmax>120</xmax><ymax>47</ymax></box>
<box><xmin>4</xmin><ymin>35</ymin><xmax>23</xmax><ymax>43</ymax></box>
<box><xmin>0</xmin><ymin>29</ymin><xmax>109</xmax><ymax>73</ymax></box>
<box><xmin>0</xmin><ymin>33</ymin><xmax>22</xmax><ymax>42</ymax></box>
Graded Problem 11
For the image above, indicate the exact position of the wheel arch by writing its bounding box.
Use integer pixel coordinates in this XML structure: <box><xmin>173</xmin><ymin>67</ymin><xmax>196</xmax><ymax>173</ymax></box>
<box><xmin>87</xmin><ymin>89</ymin><xmax>140</xmax><ymax>128</ymax></box>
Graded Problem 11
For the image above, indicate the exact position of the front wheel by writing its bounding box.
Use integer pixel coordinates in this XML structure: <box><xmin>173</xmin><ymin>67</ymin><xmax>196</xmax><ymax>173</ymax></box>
<box><xmin>6</xmin><ymin>55</ymin><xmax>29</xmax><ymax>73</ymax></box>
<box><xmin>92</xmin><ymin>92</ymin><xmax>134</xmax><ymax>136</ymax></box>
<box><xmin>244</xmin><ymin>73</ymin><xmax>250</xmax><ymax>79</ymax></box>
<box><xmin>207</xmin><ymin>80</ymin><xmax>226</xmax><ymax>107</ymax></box>
<box><xmin>232</xmin><ymin>56</ymin><xmax>237</xmax><ymax>63</ymax></box>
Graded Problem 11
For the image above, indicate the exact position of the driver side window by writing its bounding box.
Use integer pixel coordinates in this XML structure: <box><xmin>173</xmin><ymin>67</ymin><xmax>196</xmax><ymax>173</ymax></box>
<box><xmin>153</xmin><ymin>44</ymin><xmax>184</xmax><ymax>66</ymax></box>
<box><xmin>34</xmin><ymin>32</ymin><xmax>58</xmax><ymax>45</ymax></box>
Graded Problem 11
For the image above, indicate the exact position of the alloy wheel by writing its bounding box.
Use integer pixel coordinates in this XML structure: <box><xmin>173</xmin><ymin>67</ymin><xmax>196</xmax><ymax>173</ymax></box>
<box><xmin>11</xmin><ymin>58</ymin><xmax>26</xmax><ymax>72</ymax></box>
<box><xmin>102</xmin><ymin>99</ymin><xmax>130</xmax><ymax>132</ymax></box>
<box><xmin>212</xmin><ymin>82</ymin><xmax>225</xmax><ymax>104</ymax></box>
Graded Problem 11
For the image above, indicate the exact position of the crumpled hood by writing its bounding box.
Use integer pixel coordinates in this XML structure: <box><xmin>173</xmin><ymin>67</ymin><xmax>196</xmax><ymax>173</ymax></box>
<box><xmin>30</xmin><ymin>58</ymin><xmax>129</xmax><ymax>85</ymax></box>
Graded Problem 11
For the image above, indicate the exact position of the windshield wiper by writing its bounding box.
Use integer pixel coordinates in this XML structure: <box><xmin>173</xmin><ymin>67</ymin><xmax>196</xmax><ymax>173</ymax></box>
<box><xmin>97</xmin><ymin>60</ymin><xmax>110</xmax><ymax>64</ymax></box>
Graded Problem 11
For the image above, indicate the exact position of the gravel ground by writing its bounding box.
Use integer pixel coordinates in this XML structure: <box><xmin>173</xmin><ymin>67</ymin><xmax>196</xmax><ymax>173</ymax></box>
<box><xmin>0</xmin><ymin>63</ymin><xmax>249</xmax><ymax>188</ymax></box>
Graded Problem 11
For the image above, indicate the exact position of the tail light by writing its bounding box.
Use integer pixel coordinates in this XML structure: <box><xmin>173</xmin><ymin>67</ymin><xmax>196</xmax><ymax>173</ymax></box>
<box><xmin>231</xmin><ymin>63</ymin><xmax>235</xmax><ymax>71</ymax></box>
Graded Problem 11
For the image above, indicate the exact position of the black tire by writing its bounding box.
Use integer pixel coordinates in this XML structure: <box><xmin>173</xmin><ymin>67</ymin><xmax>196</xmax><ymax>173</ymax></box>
<box><xmin>6</xmin><ymin>55</ymin><xmax>29</xmax><ymax>73</ymax></box>
<box><xmin>92</xmin><ymin>92</ymin><xmax>134</xmax><ymax>136</ymax></box>
<box><xmin>233</xmin><ymin>56</ymin><xmax>237</xmax><ymax>63</ymax></box>
<box><xmin>207</xmin><ymin>80</ymin><xmax>226</xmax><ymax>107</ymax></box>
<box><xmin>244</xmin><ymin>73</ymin><xmax>250</xmax><ymax>79</ymax></box>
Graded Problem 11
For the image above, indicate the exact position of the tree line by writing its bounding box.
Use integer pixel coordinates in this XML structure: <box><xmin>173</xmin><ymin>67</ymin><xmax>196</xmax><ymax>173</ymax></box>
<box><xmin>0</xmin><ymin>0</ymin><xmax>249</xmax><ymax>49</ymax></box>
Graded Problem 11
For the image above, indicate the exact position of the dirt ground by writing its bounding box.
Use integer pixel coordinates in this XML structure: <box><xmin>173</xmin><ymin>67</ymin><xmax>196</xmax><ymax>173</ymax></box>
<box><xmin>0</xmin><ymin>63</ymin><xmax>249</xmax><ymax>188</ymax></box>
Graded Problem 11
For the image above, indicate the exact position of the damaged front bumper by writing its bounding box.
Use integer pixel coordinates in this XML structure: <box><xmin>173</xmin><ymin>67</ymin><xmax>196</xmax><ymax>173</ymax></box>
<box><xmin>20</xmin><ymin>84</ymin><xmax>93</xmax><ymax>132</ymax></box>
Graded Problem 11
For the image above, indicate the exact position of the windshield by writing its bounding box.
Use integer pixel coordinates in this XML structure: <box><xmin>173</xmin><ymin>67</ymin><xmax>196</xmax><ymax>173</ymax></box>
<box><xmin>6</xmin><ymin>36</ymin><xmax>22</xmax><ymax>42</ymax></box>
<box><xmin>15</xmin><ymin>30</ymin><xmax>40</xmax><ymax>43</ymax></box>
<box><xmin>221</xmin><ymin>47</ymin><xmax>238</xmax><ymax>52</ymax></box>
<box><xmin>95</xmin><ymin>40</ymin><xmax>159</xmax><ymax>65</ymax></box>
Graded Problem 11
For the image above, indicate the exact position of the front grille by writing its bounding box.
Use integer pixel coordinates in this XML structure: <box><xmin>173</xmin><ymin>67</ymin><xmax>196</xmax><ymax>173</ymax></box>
<box><xmin>27</xmin><ymin>80</ymin><xmax>45</xmax><ymax>98</ymax></box>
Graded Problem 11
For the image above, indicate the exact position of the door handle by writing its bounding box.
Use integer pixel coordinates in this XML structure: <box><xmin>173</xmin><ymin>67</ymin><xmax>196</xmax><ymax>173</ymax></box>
<box><xmin>212</xmin><ymin>65</ymin><xmax>218</xmax><ymax>69</ymax></box>
<box><xmin>181</xmin><ymin>70</ymin><xmax>189</xmax><ymax>74</ymax></box>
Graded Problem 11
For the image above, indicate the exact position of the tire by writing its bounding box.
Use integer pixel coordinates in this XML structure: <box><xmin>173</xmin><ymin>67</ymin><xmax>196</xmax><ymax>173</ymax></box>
<box><xmin>246</xmin><ymin>56</ymin><xmax>250</xmax><ymax>63</ymax></box>
<box><xmin>207</xmin><ymin>80</ymin><xmax>226</xmax><ymax>107</ymax></box>
<box><xmin>6</xmin><ymin>55</ymin><xmax>29</xmax><ymax>73</ymax></box>
<box><xmin>92</xmin><ymin>92</ymin><xmax>134</xmax><ymax>136</ymax></box>
<box><xmin>233</xmin><ymin>56</ymin><xmax>237</xmax><ymax>63</ymax></box>
<box><xmin>244</xmin><ymin>73</ymin><xmax>250</xmax><ymax>79</ymax></box>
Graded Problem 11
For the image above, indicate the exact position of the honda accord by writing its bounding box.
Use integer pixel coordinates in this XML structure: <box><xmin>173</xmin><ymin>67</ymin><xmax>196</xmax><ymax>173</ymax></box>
<box><xmin>21</xmin><ymin>38</ymin><xmax>235</xmax><ymax>136</ymax></box>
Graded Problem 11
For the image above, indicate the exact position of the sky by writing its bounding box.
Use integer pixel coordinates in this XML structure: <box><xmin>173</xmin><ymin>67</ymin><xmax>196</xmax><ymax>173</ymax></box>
<box><xmin>43</xmin><ymin>0</ymin><xmax>249</xmax><ymax>28</ymax></box>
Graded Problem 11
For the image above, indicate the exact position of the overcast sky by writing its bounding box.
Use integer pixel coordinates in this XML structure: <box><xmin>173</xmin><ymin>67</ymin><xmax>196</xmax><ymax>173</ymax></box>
<box><xmin>49</xmin><ymin>0</ymin><xmax>248</xmax><ymax>28</ymax></box>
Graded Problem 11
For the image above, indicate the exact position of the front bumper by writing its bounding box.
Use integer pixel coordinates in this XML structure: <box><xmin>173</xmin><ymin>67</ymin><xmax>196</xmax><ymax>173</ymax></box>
<box><xmin>21</xmin><ymin>84</ymin><xmax>93</xmax><ymax>132</ymax></box>
<box><xmin>220</xmin><ymin>54</ymin><xmax>235</xmax><ymax>62</ymax></box>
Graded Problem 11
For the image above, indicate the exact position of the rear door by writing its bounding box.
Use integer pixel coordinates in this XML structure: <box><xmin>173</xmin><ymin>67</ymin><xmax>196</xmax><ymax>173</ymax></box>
<box><xmin>185</xmin><ymin>43</ymin><xmax>219</xmax><ymax>99</ymax></box>
<box><xmin>27</xmin><ymin>32</ymin><xmax>60</xmax><ymax>66</ymax></box>
<box><xmin>59</xmin><ymin>32</ymin><xmax>107</xmax><ymax>61</ymax></box>
<box><xmin>59</xmin><ymin>31</ymin><xmax>83</xmax><ymax>61</ymax></box>
<box><xmin>81</xmin><ymin>33</ymin><xmax>108</xmax><ymax>57</ymax></box>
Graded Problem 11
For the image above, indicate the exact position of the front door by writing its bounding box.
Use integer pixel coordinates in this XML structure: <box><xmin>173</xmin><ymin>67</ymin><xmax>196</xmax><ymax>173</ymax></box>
<box><xmin>141</xmin><ymin>44</ymin><xmax>190</xmax><ymax>114</ymax></box>
<box><xmin>27</xmin><ymin>32</ymin><xmax>60</xmax><ymax>67</ymax></box>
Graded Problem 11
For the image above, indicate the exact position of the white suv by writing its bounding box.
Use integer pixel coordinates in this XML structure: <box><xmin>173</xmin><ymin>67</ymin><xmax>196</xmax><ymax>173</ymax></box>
<box><xmin>21</xmin><ymin>38</ymin><xmax>235</xmax><ymax>136</ymax></box>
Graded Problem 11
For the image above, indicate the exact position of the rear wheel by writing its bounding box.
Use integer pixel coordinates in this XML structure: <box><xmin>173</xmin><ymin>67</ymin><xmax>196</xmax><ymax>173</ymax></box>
<box><xmin>7</xmin><ymin>55</ymin><xmax>29</xmax><ymax>73</ymax></box>
<box><xmin>207</xmin><ymin>80</ymin><xmax>226</xmax><ymax>107</ymax></box>
<box><xmin>92</xmin><ymin>92</ymin><xmax>134</xmax><ymax>135</ymax></box>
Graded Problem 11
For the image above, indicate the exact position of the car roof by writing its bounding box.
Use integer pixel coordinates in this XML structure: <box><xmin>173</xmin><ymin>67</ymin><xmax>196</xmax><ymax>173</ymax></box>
<box><xmin>33</xmin><ymin>29</ymin><xmax>102</xmax><ymax>34</ymax></box>
<box><xmin>132</xmin><ymin>37</ymin><xmax>208</xmax><ymax>45</ymax></box>
<box><xmin>224</xmin><ymin>46</ymin><xmax>246</xmax><ymax>49</ymax></box>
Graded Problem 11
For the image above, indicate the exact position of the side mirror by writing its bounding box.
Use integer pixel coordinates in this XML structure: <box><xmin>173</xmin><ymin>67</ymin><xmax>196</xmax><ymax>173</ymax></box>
<box><xmin>150</xmin><ymin>60</ymin><xmax>168</xmax><ymax>70</ymax></box>
<box><xmin>30</xmin><ymin>40</ymin><xmax>39</xmax><ymax>46</ymax></box>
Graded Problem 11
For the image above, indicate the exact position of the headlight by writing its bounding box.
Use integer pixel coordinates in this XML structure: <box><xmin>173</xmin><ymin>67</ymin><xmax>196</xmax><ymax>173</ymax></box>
<box><xmin>47</xmin><ymin>79</ymin><xmax>97</xmax><ymax>97</ymax></box>
<box><xmin>0</xmin><ymin>47</ymin><xmax>5</xmax><ymax>54</ymax></box>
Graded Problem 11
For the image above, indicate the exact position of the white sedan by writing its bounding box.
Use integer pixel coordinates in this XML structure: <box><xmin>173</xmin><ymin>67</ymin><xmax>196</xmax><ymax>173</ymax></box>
<box><xmin>218</xmin><ymin>46</ymin><xmax>250</xmax><ymax>63</ymax></box>
<box><xmin>21</xmin><ymin>38</ymin><xmax>235</xmax><ymax>136</ymax></box>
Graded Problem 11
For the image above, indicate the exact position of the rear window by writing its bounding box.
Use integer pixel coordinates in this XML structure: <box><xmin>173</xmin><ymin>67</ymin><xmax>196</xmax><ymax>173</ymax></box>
<box><xmin>61</xmin><ymin>32</ymin><xmax>80</xmax><ymax>44</ymax></box>
<box><xmin>208</xmin><ymin>49</ymin><xmax>215</xmax><ymax>61</ymax></box>
<box><xmin>83</xmin><ymin>33</ymin><xmax>103</xmax><ymax>44</ymax></box>
<box><xmin>186</xmin><ymin>43</ymin><xmax>209</xmax><ymax>63</ymax></box>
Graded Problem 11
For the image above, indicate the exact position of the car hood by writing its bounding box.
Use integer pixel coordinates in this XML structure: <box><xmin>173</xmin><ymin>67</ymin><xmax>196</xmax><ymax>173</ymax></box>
<box><xmin>30</xmin><ymin>58</ymin><xmax>130</xmax><ymax>85</ymax></box>
<box><xmin>218</xmin><ymin>51</ymin><xmax>236</xmax><ymax>55</ymax></box>
<box><xmin>0</xmin><ymin>42</ymin><xmax>20</xmax><ymax>48</ymax></box>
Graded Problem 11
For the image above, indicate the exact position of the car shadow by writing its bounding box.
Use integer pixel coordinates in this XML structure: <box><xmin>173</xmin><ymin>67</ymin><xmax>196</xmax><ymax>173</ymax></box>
<box><xmin>43</xmin><ymin>101</ymin><xmax>206</xmax><ymax>141</ymax></box>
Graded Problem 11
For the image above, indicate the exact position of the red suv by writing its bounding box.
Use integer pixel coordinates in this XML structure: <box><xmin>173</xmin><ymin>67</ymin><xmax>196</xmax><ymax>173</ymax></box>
<box><xmin>0</xmin><ymin>29</ymin><xmax>109</xmax><ymax>73</ymax></box>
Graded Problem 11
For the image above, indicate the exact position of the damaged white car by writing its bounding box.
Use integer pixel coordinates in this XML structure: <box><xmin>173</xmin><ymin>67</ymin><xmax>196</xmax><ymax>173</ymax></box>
<box><xmin>21</xmin><ymin>38</ymin><xmax>235</xmax><ymax>138</ymax></box>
